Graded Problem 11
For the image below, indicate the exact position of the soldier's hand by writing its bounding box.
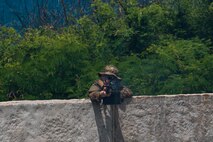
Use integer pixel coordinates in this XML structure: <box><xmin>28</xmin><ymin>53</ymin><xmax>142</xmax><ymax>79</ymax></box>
<box><xmin>99</xmin><ymin>91</ymin><xmax>107</xmax><ymax>97</ymax></box>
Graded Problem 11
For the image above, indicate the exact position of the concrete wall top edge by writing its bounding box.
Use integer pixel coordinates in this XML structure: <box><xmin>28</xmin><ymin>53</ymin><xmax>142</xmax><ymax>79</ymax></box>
<box><xmin>0</xmin><ymin>98</ymin><xmax>91</xmax><ymax>106</ymax></box>
<box><xmin>0</xmin><ymin>93</ymin><xmax>212</xmax><ymax>106</ymax></box>
<box><xmin>137</xmin><ymin>93</ymin><xmax>213</xmax><ymax>98</ymax></box>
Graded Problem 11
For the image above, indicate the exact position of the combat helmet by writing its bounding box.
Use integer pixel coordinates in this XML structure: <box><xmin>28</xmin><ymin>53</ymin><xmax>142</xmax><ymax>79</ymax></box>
<box><xmin>98</xmin><ymin>65</ymin><xmax>121</xmax><ymax>80</ymax></box>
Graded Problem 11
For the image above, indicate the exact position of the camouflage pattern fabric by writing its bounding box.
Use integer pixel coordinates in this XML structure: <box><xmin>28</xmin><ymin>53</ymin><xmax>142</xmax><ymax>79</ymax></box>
<box><xmin>88</xmin><ymin>80</ymin><xmax>132</xmax><ymax>102</ymax></box>
<box><xmin>120</xmin><ymin>86</ymin><xmax>133</xmax><ymax>98</ymax></box>
<box><xmin>88</xmin><ymin>80</ymin><xmax>103</xmax><ymax>102</ymax></box>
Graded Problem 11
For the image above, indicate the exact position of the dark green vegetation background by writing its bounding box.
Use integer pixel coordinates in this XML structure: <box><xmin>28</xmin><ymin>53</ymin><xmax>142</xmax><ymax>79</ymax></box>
<box><xmin>0</xmin><ymin>0</ymin><xmax>213</xmax><ymax>101</ymax></box>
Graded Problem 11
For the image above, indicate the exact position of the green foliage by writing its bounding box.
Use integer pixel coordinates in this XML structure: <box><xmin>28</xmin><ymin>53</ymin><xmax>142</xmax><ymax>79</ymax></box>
<box><xmin>162</xmin><ymin>0</ymin><xmax>213</xmax><ymax>39</ymax></box>
<box><xmin>0</xmin><ymin>0</ymin><xmax>213</xmax><ymax>101</ymax></box>
<box><xmin>125</xmin><ymin>3</ymin><xmax>173</xmax><ymax>52</ymax></box>
<box><xmin>0</xmin><ymin>27</ymin><xmax>91</xmax><ymax>100</ymax></box>
<box><xmin>118</xmin><ymin>39</ymin><xmax>212</xmax><ymax>95</ymax></box>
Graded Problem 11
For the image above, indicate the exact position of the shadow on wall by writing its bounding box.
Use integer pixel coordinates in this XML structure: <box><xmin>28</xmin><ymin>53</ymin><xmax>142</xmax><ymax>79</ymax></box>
<box><xmin>92</xmin><ymin>102</ymin><xmax>127</xmax><ymax>142</ymax></box>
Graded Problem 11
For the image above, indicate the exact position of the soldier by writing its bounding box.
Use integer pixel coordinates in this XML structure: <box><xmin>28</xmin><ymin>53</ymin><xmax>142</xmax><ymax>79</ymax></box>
<box><xmin>88</xmin><ymin>65</ymin><xmax>132</xmax><ymax>104</ymax></box>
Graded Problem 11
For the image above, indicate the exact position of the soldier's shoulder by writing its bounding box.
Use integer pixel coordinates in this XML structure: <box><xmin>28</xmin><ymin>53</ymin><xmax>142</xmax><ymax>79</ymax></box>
<box><xmin>88</xmin><ymin>80</ymin><xmax>102</xmax><ymax>92</ymax></box>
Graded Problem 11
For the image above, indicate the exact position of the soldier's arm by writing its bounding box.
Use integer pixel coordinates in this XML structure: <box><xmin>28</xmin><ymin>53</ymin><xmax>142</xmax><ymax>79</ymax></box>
<box><xmin>120</xmin><ymin>86</ymin><xmax>133</xmax><ymax>98</ymax></box>
<box><xmin>88</xmin><ymin>84</ymin><xmax>101</xmax><ymax>101</ymax></box>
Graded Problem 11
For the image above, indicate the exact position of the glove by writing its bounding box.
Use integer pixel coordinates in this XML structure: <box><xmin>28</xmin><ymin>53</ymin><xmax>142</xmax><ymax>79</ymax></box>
<box><xmin>99</xmin><ymin>91</ymin><xmax>107</xmax><ymax>97</ymax></box>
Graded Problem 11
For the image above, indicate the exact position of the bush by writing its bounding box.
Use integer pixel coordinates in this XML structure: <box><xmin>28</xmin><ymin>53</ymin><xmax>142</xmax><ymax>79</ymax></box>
<box><xmin>118</xmin><ymin>39</ymin><xmax>212</xmax><ymax>95</ymax></box>
<box><xmin>0</xmin><ymin>0</ymin><xmax>212</xmax><ymax>101</ymax></box>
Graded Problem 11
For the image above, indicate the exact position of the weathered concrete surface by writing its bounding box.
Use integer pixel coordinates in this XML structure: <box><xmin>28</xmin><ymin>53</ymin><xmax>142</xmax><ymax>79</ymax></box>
<box><xmin>0</xmin><ymin>94</ymin><xmax>213</xmax><ymax>142</ymax></box>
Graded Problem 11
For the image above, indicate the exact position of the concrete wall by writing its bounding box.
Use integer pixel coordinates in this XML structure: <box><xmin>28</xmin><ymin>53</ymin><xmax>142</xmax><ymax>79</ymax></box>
<box><xmin>0</xmin><ymin>93</ymin><xmax>213</xmax><ymax>142</ymax></box>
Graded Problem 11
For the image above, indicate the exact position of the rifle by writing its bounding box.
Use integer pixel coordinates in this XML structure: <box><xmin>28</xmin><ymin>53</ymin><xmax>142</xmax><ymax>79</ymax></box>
<box><xmin>102</xmin><ymin>79</ymin><xmax>112</xmax><ymax>97</ymax></box>
<box><xmin>102</xmin><ymin>78</ymin><xmax>122</xmax><ymax>105</ymax></box>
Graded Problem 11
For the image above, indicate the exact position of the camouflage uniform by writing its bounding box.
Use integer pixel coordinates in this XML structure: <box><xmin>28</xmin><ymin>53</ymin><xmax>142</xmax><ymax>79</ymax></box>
<box><xmin>88</xmin><ymin>65</ymin><xmax>132</xmax><ymax>102</ymax></box>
